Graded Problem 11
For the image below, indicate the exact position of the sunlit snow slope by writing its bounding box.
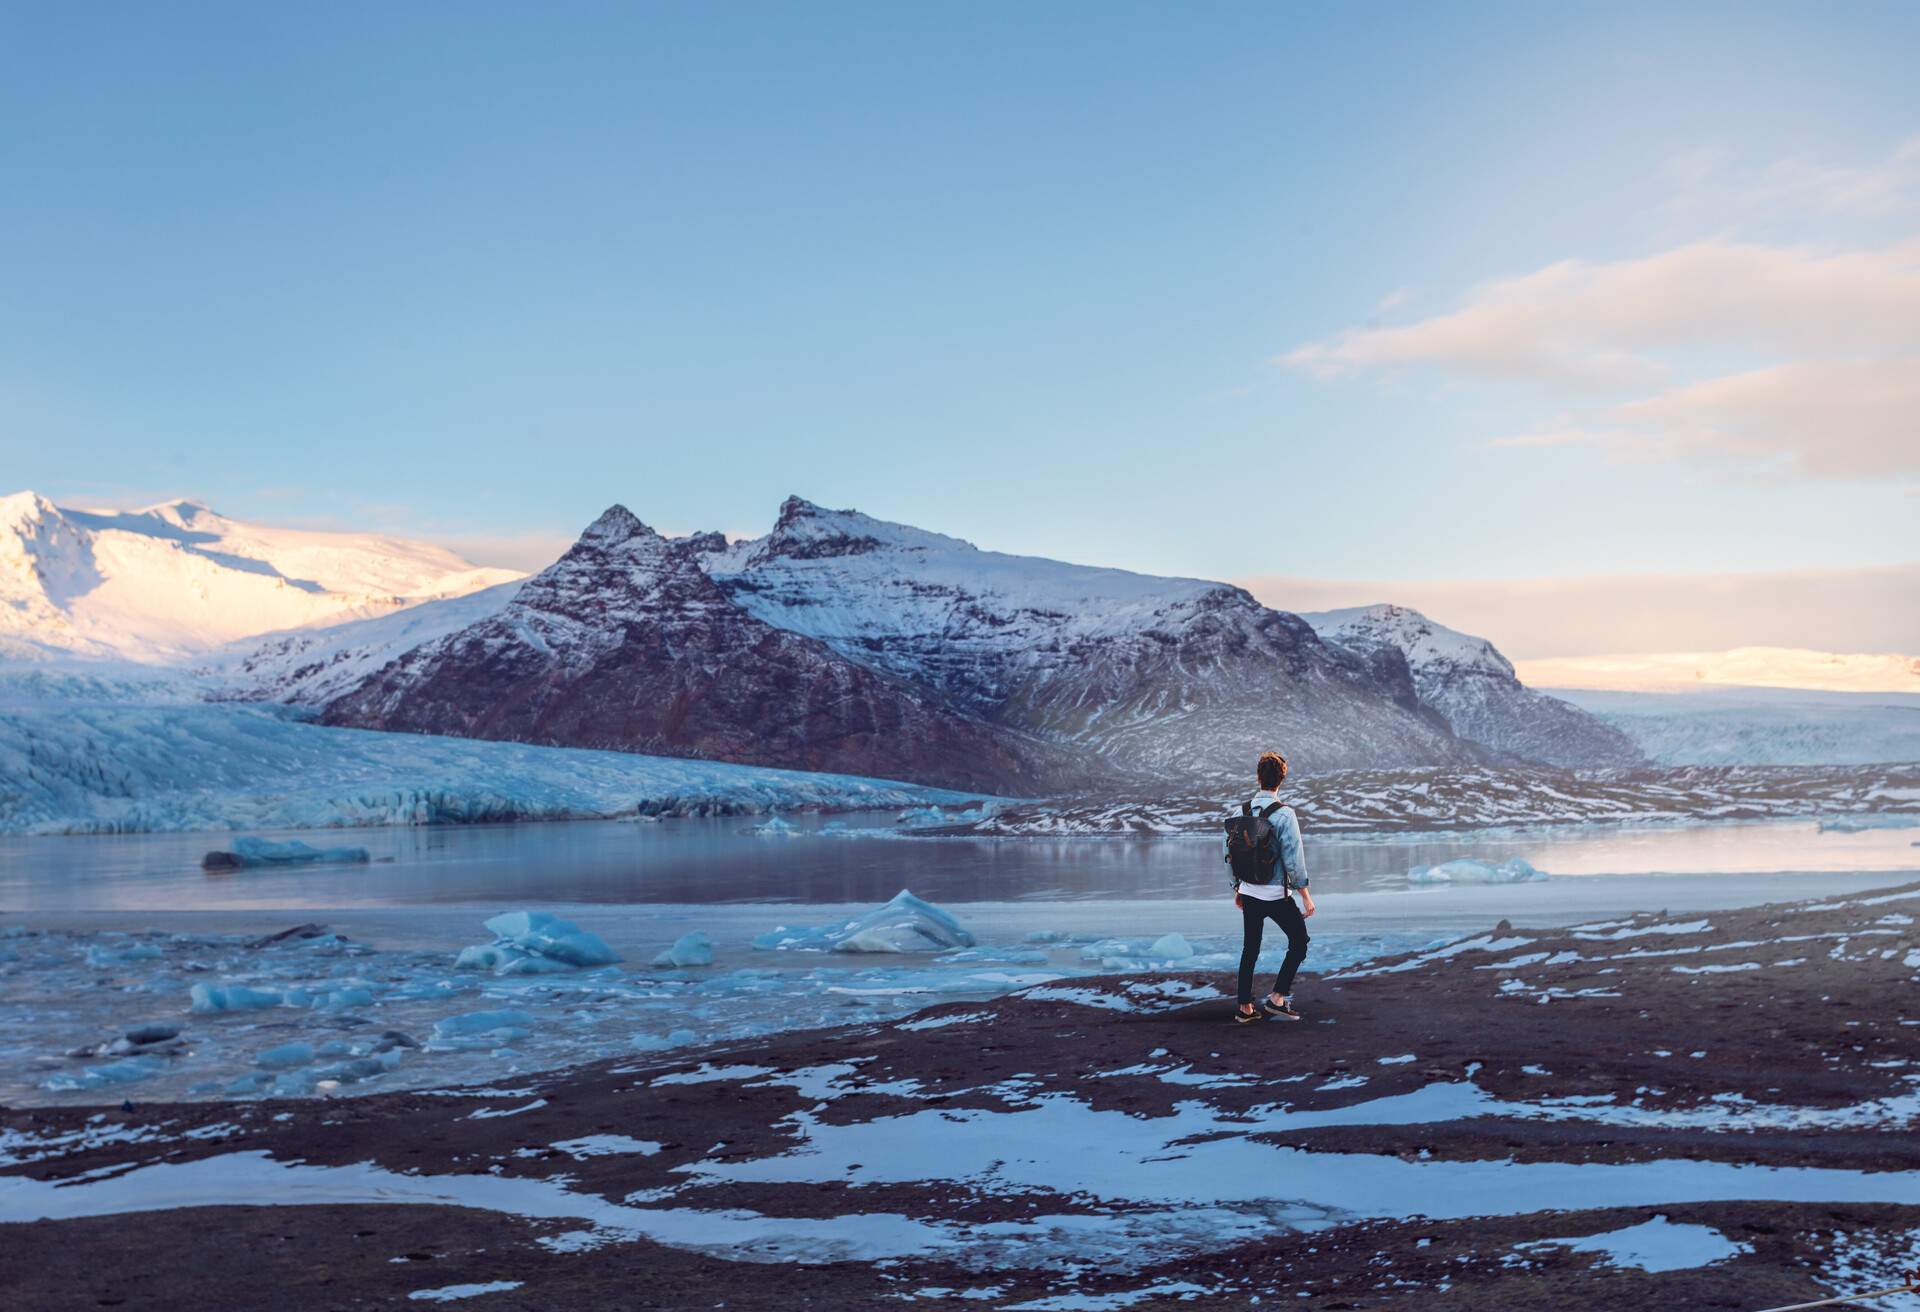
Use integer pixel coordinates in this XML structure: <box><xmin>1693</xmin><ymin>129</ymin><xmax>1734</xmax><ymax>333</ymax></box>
<box><xmin>0</xmin><ymin>490</ymin><xmax>522</xmax><ymax>663</ymax></box>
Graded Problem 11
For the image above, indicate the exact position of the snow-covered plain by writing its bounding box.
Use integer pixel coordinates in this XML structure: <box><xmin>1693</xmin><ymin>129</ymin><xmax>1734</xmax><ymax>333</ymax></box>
<box><xmin>1555</xmin><ymin>687</ymin><xmax>1920</xmax><ymax>766</ymax></box>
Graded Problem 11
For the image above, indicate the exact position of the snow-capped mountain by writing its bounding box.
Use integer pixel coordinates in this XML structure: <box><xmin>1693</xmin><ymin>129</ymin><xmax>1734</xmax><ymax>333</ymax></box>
<box><xmin>0</xmin><ymin>491</ymin><xmax>522</xmax><ymax>663</ymax></box>
<box><xmin>317</xmin><ymin>498</ymin><xmax>1486</xmax><ymax>791</ymax></box>
<box><xmin>1300</xmin><ymin>604</ymin><xmax>1643</xmax><ymax>768</ymax></box>
<box><xmin>320</xmin><ymin>507</ymin><xmax>1069</xmax><ymax>794</ymax></box>
<box><xmin>698</xmin><ymin>498</ymin><xmax>1477</xmax><ymax>780</ymax></box>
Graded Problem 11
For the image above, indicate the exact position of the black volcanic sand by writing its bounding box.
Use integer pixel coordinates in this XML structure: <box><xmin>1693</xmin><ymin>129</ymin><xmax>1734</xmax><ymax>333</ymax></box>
<box><xmin>4</xmin><ymin>885</ymin><xmax>1917</xmax><ymax>1310</ymax></box>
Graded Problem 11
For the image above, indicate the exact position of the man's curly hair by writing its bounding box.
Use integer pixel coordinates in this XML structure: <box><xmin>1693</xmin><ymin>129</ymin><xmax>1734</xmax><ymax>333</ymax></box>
<box><xmin>1257</xmin><ymin>751</ymin><xmax>1289</xmax><ymax>790</ymax></box>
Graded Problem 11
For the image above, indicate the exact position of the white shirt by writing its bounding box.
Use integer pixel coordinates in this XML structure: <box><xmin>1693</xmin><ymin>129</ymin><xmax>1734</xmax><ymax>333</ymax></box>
<box><xmin>1226</xmin><ymin>789</ymin><xmax>1308</xmax><ymax>902</ymax></box>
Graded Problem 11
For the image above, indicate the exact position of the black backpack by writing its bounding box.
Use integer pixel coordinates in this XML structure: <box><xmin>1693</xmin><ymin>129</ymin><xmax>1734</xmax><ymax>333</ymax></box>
<box><xmin>1225</xmin><ymin>800</ymin><xmax>1287</xmax><ymax>888</ymax></box>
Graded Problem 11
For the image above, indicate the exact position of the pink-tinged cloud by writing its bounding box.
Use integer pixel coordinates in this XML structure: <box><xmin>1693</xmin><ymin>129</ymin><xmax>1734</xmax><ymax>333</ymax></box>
<box><xmin>1280</xmin><ymin>221</ymin><xmax>1920</xmax><ymax>481</ymax></box>
<box><xmin>1235</xmin><ymin>563</ymin><xmax>1920</xmax><ymax>663</ymax></box>
<box><xmin>1281</xmin><ymin>238</ymin><xmax>1920</xmax><ymax>390</ymax></box>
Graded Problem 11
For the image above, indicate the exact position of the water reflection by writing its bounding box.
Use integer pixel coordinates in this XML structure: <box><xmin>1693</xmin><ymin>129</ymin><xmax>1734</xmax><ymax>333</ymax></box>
<box><xmin>2</xmin><ymin>812</ymin><xmax>1916</xmax><ymax>913</ymax></box>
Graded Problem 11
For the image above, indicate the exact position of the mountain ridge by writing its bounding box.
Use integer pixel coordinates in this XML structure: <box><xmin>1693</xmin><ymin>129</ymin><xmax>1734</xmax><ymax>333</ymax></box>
<box><xmin>0</xmin><ymin>490</ymin><xmax>522</xmax><ymax>663</ymax></box>
<box><xmin>309</xmin><ymin>497</ymin><xmax>1630</xmax><ymax>790</ymax></box>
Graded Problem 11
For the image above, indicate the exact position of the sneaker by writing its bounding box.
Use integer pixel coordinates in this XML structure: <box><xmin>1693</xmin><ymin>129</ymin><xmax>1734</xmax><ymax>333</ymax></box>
<box><xmin>1262</xmin><ymin>998</ymin><xmax>1301</xmax><ymax>1020</ymax></box>
<box><xmin>1233</xmin><ymin>1005</ymin><xmax>1266</xmax><ymax>1024</ymax></box>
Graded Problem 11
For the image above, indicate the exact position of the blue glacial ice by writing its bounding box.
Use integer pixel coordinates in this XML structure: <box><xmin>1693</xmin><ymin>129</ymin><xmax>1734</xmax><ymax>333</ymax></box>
<box><xmin>9</xmin><ymin>898</ymin><xmax>1441</xmax><ymax>1108</ymax></box>
<box><xmin>41</xmin><ymin>1054</ymin><xmax>168</xmax><ymax>1093</ymax></box>
<box><xmin>1408</xmin><ymin>858</ymin><xmax>1547</xmax><ymax>885</ymax></box>
<box><xmin>0</xmin><ymin>692</ymin><xmax>977</xmax><ymax>835</ymax></box>
<box><xmin>432</xmin><ymin>1010</ymin><xmax>536</xmax><ymax>1050</ymax></box>
<box><xmin>256</xmin><ymin>1042</ymin><xmax>316</xmax><ymax>1070</ymax></box>
<box><xmin>455</xmin><ymin>911</ymin><xmax>622</xmax><ymax>976</ymax></box>
<box><xmin>653</xmin><ymin>932</ymin><xmax>714</xmax><ymax>968</ymax></box>
<box><xmin>753</xmin><ymin>890</ymin><xmax>977</xmax><ymax>954</ymax></box>
<box><xmin>188</xmin><ymin>983</ymin><xmax>285</xmax><ymax>1013</ymax></box>
<box><xmin>202</xmin><ymin>836</ymin><xmax>372</xmax><ymax>870</ymax></box>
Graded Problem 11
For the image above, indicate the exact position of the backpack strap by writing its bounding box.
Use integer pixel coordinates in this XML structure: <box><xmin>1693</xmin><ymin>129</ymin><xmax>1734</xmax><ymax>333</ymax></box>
<box><xmin>1241</xmin><ymin>801</ymin><xmax>1252</xmax><ymax>817</ymax></box>
<box><xmin>1258</xmin><ymin>801</ymin><xmax>1282</xmax><ymax>819</ymax></box>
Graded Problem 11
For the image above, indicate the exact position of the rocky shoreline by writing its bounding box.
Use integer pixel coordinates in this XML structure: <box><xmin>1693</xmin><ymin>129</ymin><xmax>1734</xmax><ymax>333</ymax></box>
<box><xmin>4</xmin><ymin>883</ymin><xmax>1917</xmax><ymax>1309</ymax></box>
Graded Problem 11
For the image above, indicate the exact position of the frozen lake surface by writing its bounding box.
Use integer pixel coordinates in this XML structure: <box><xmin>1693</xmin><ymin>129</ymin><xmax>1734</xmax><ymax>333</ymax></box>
<box><xmin>5</xmin><ymin>813</ymin><xmax>1918</xmax><ymax>912</ymax></box>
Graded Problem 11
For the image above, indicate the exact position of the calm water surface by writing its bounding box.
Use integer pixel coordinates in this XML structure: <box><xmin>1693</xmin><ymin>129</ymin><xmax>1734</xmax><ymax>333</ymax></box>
<box><xmin>2</xmin><ymin>814</ymin><xmax>1915</xmax><ymax>912</ymax></box>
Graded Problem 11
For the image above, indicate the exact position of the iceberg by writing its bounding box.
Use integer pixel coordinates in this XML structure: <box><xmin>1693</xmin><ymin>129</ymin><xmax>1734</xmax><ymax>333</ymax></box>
<box><xmin>481</xmin><ymin>911</ymin><xmax>621</xmax><ymax>968</ymax></box>
<box><xmin>453</xmin><ymin>911</ymin><xmax>622</xmax><ymax>976</ymax></box>
<box><xmin>1408</xmin><ymin>858</ymin><xmax>1547</xmax><ymax>885</ymax></box>
<box><xmin>894</xmin><ymin>804</ymin><xmax>991</xmax><ymax>830</ymax></box>
<box><xmin>201</xmin><ymin>836</ymin><xmax>372</xmax><ymax>870</ymax></box>
<box><xmin>746</xmin><ymin>815</ymin><xmax>801</xmax><ymax>837</ymax></box>
<box><xmin>431</xmin><ymin>1009</ymin><xmax>534</xmax><ymax>1050</ymax></box>
<box><xmin>256</xmin><ymin>1042</ymin><xmax>315</xmax><ymax>1070</ymax></box>
<box><xmin>84</xmin><ymin>942</ymin><xmax>163</xmax><ymax>967</ymax></box>
<box><xmin>1148</xmin><ymin>933</ymin><xmax>1195</xmax><ymax>961</ymax></box>
<box><xmin>42</xmin><ymin>1054</ymin><xmax>167</xmax><ymax>1093</ymax></box>
<box><xmin>752</xmin><ymin>891</ymin><xmax>976</xmax><ymax>954</ymax></box>
<box><xmin>188</xmin><ymin>983</ymin><xmax>285</xmax><ymax>1013</ymax></box>
<box><xmin>652</xmin><ymin>932</ymin><xmax>714</xmax><ymax>968</ymax></box>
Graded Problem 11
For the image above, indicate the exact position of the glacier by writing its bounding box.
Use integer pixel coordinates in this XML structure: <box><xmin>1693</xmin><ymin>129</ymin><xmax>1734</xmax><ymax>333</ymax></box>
<box><xmin>0</xmin><ymin>691</ymin><xmax>978</xmax><ymax>835</ymax></box>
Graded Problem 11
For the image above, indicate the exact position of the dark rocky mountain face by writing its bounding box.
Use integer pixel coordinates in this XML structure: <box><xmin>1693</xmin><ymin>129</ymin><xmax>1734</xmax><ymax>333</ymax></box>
<box><xmin>321</xmin><ymin>508</ymin><xmax>1074</xmax><ymax>795</ymax></box>
<box><xmin>324</xmin><ymin>498</ymin><xmax>1664</xmax><ymax>797</ymax></box>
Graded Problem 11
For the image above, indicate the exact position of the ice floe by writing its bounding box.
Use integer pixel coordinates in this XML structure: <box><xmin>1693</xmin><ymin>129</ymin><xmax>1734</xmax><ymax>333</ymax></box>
<box><xmin>201</xmin><ymin>836</ymin><xmax>370</xmax><ymax>870</ymax></box>
<box><xmin>1407</xmin><ymin>858</ymin><xmax>1546</xmax><ymax>885</ymax></box>
<box><xmin>652</xmin><ymin>932</ymin><xmax>714</xmax><ymax>968</ymax></box>
<box><xmin>752</xmin><ymin>890</ymin><xmax>976</xmax><ymax>954</ymax></box>
<box><xmin>455</xmin><ymin>911</ymin><xmax>621</xmax><ymax>976</ymax></box>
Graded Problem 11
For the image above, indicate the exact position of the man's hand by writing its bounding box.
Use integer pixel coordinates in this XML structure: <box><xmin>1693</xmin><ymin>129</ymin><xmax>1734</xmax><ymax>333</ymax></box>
<box><xmin>1234</xmin><ymin>893</ymin><xmax>1243</xmax><ymax>910</ymax></box>
<box><xmin>1301</xmin><ymin>894</ymin><xmax>1316</xmax><ymax>919</ymax></box>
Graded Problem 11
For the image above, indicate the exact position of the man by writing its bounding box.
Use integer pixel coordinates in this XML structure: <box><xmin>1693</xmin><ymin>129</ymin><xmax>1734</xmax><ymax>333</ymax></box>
<box><xmin>1225</xmin><ymin>750</ymin><xmax>1315</xmax><ymax>1023</ymax></box>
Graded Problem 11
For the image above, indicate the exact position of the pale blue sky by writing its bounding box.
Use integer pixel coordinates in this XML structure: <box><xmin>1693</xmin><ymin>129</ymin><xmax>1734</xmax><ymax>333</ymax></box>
<box><xmin>3</xmin><ymin>3</ymin><xmax>1916</xmax><ymax>624</ymax></box>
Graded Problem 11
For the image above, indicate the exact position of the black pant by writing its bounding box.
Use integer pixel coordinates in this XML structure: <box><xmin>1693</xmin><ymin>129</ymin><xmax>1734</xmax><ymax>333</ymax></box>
<box><xmin>1238</xmin><ymin>893</ymin><xmax>1309</xmax><ymax>1005</ymax></box>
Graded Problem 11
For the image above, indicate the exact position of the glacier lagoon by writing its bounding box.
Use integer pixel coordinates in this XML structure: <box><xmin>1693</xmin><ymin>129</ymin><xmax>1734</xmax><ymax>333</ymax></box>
<box><xmin>7</xmin><ymin>811</ymin><xmax>1920</xmax><ymax>912</ymax></box>
<box><xmin>3</xmin><ymin>813</ymin><xmax>1916</xmax><ymax>1109</ymax></box>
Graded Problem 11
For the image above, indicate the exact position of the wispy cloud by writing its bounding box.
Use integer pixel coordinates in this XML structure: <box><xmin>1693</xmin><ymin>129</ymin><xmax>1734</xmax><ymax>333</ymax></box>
<box><xmin>1237</xmin><ymin>563</ymin><xmax>1920</xmax><ymax>661</ymax></box>
<box><xmin>1659</xmin><ymin>135</ymin><xmax>1920</xmax><ymax>225</ymax></box>
<box><xmin>1280</xmin><ymin>140</ymin><xmax>1920</xmax><ymax>483</ymax></box>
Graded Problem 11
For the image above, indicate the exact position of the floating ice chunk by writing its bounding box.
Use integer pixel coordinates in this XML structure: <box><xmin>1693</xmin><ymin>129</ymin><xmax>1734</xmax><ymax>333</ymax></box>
<box><xmin>43</xmin><ymin>1054</ymin><xmax>166</xmax><ymax>1093</ymax></box>
<box><xmin>256</xmin><ymin>1042</ymin><xmax>316</xmax><ymax>1070</ymax></box>
<box><xmin>432</xmin><ymin>1009</ymin><xmax>535</xmax><ymax>1049</ymax></box>
<box><xmin>1148</xmin><ymin>933</ymin><xmax>1194</xmax><ymax>961</ymax></box>
<box><xmin>895</xmin><ymin>804</ymin><xmax>990</xmax><ymax>829</ymax></box>
<box><xmin>479</xmin><ymin>911</ymin><xmax>621</xmax><ymax>968</ymax></box>
<box><xmin>85</xmin><ymin>942</ymin><xmax>162</xmax><ymax>967</ymax></box>
<box><xmin>189</xmin><ymin>983</ymin><xmax>284</xmax><ymax>1014</ymax></box>
<box><xmin>1408</xmin><ymin>858</ymin><xmax>1547</xmax><ymax>885</ymax></box>
<box><xmin>222</xmin><ymin>1072</ymin><xmax>276</xmax><ymax>1096</ymax></box>
<box><xmin>202</xmin><ymin>836</ymin><xmax>371</xmax><ymax>870</ymax></box>
<box><xmin>312</xmin><ymin>986</ymin><xmax>375</xmax><ymax>1011</ymax></box>
<box><xmin>1024</xmin><ymin>930</ymin><xmax>1071</xmax><ymax>944</ymax></box>
<box><xmin>652</xmin><ymin>932</ymin><xmax>714</xmax><ymax>968</ymax></box>
<box><xmin>631</xmin><ymin>1029</ymin><xmax>697</xmax><ymax>1052</ymax></box>
<box><xmin>1816</xmin><ymin>814</ymin><xmax>1920</xmax><ymax>833</ymax></box>
<box><xmin>746</xmin><ymin>815</ymin><xmax>801</xmax><ymax>837</ymax></box>
<box><xmin>753</xmin><ymin>891</ymin><xmax>975</xmax><ymax>955</ymax></box>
